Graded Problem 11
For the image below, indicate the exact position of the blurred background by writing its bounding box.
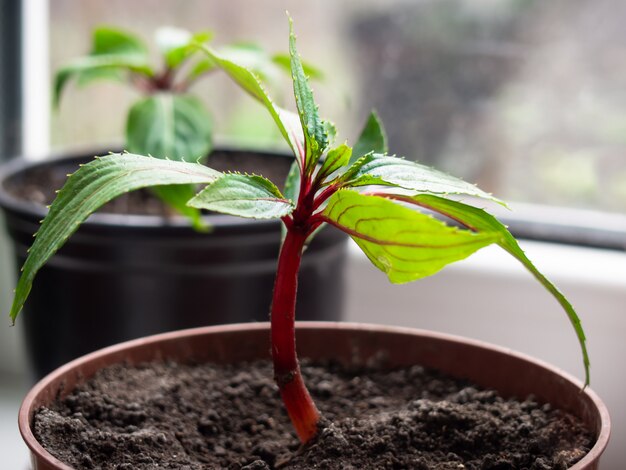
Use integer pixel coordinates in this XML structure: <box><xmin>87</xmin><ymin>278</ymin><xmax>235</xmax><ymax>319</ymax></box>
<box><xmin>1</xmin><ymin>0</ymin><xmax>625</xmax><ymax>468</ymax></box>
<box><xmin>44</xmin><ymin>0</ymin><xmax>626</xmax><ymax>214</ymax></box>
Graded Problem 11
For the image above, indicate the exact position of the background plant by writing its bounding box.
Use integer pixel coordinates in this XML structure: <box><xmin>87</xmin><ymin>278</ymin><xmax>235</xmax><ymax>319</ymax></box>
<box><xmin>12</xmin><ymin>18</ymin><xmax>589</xmax><ymax>445</ymax></box>
<box><xmin>55</xmin><ymin>25</ymin><xmax>321</xmax><ymax>229</ymax></box>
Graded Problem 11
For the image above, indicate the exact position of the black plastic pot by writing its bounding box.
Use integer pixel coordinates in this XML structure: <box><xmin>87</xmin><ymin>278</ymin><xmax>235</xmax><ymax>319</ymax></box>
<box><xmin>0</xmin><ymin>148</ymin><xmax>348</xmax><ymax>379</ymax></box>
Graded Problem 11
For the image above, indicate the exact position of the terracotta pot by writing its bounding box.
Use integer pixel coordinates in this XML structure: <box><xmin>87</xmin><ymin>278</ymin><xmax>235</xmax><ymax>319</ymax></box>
<box><xmin>0</xmin><ymin>149</ymin><xmax>348</xmax><ymax>379</ymax></box>
<box><xmin>19</xmin><ymin>322</ymin><xmax>610</xmax><ymax>470</ymax></box>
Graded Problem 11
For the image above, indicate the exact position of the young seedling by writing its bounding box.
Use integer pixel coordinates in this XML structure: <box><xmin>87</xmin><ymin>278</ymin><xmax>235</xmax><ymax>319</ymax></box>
<box><xmin>55</xmin><ymin>25</ymin><xmax>322</xmax><ymax>229</ymax></box>
<box><xmin>11</xmin><ymin>19</ymin><xmax>589</xmax><ymax>445</ymax></box>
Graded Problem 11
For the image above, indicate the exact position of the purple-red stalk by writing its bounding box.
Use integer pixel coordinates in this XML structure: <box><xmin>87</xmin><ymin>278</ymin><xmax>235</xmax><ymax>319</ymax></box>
<box><xmin>131</xmin><ymin>66</ymin><xmax>203</xmax><ymax>94</ymax></box>
<box><xmin>270</xmin><ymin>149</ymin><xmax>335</xmax><ymax>443</ymax></box>
<box><xmin>270</xmin><ymin>225</ymin><xmax>319</xmax><ymax>443</ymax></box>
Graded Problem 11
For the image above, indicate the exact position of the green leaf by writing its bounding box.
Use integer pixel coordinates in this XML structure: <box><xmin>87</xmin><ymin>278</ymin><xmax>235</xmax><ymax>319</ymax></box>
<box><xmin>342</xmin><ymin>154</ymin><xmax>504</xmax><ymax>205</ymax></box>
<box><xmin>289</xmin><ymin>18</ymin><xmax>327</xmax><ymax>173</ymax></box>
<box><xmin>156</xmin><ymin>26</ymin><xmax>191</xmax><ymax>60</ymax></box>
<box><xmin>351</xmin><ymin>111</ymin><xmax>388</xmax><ymax>164</ymax></box>
<box><xmin>9</xmin><ymin>154</ymin><xmax>221</xmax><ymax>323</ymax></box>
<box><xmin>190</xmin><ymin>31</ymin><xmax>213</xmax><ymax>45</ymax></box>
<box><xmin>189</xmin><ymin>173</ymin><xmax>294</xmax><ymax>219</ymax></box>
<box><xmin>282</xmin><ymin>159</ymin><xmax>301</xmax><ymax>241</ymax></box>
<box><xmin>126</xmin><ymin>93</ymin><xmax>212</xmax><ymax>162</ymax></box>
<box><xmin>156</xmin><ymin>27</ymin><xmax>213</xmax><ymax>68</ymax></box>
<box><xmin>402</xmin><ymin>194</ymin><xmax>591</xmax><ymax>386</ymax></box>
<box><xmin>126</xmin><ymin>93</ymin><xmax>213</xmax><ymax>227</ymax></box>
<box><xmin>318</xmin><ymin>143</ymin><xmax>352</xmax><ymax>181</ymax></box>
<box><xmin>91</xmin><ymin>26</ymin><xmax>148</xmax><ymax>56</ymax></box>
<box><xmin>54</xmin><ymin>55</ymin><xmax>152</xmax><ymax>107</ymax></box>
<box><xmin>188</xmin><ymin>39</ymin><xmax>297</xmax><ymax>84</ymax></box>
<box><xmin>75</xmin><ymin>67</ymin><xmax>125</xmax><ymax>88</ymax></box>
<box><xmin>218</xmin><ymin>43</ymin><xmax>280</xmax><ymax>83</ymax></box>
<box><xmin>323</xmin><ymin>120</ymin><xmax>337</xmax><ymax>146</ymax></box>
<box><xmin>271</xmin><ymin>53</ymin><xmax>324</xmax><ymax>80</ymax></box>
<box><xmin>195</xmin><ymin>43</ymin><xmax>298</xmax><ymax>155</ymax></box>
<box><xmin>188</xmin><ymin>58</ymin><xmax>217</xmax><ymax>80</ymax></box>
<box><xmin>53</xmin><ymin>26</ymin><xmax>152</xmax><ymax>106</ymax></box>
<box><xmin>283</xmin><ymin>159</ymin><xmax>301</xmax><ymax>203</ymax></box>
<box><xmin>152</xmin><ymin>185</ymin><xmax>208</xmax><ymax>232</ymax></box>
<box><xmin>322</xmin><ymin>190</ymin><xmax>500</xmax><ymax>284</ymax></box>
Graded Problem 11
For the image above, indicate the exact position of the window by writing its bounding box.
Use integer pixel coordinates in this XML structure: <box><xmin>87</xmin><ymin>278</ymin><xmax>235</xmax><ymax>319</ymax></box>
<box><xmin>2</xmin><ymin>3</ymin><xmax>624</xmax><ymax>468</ymax></box>
<box><xmin>47</xmin><ymin>0</ymin><xmax>626</xmax><ymax>227</ymax></box>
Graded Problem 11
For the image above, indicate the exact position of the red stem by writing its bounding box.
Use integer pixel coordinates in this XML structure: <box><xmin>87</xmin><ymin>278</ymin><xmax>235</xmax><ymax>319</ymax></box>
<box><xmin>312</xmin><ymin>184</ymin><xmax>337</xmax><ymax>211</ymax></box>
<box><xmin>152</xmin><ymin>68</ymin><xmax>175</xmax><ymax>91</ymax></box>
<box><xmin>131</xmin><ymin>73</ymin><xmax>155</xmax><ymax>93</ymax></box>
<box><xmin>269</xmin><ymin>141</ymin><xmax>342</xmax><ymax>443</ymax></box>
<box><xmin>271</xmin><ymin>226</ymin><xmax>320</xmax><ymax>443</ymax></box>
<box><xmin>175</xmin><ymin>67</ymin><xmax>218</xmax><ymax>93</ymax></box>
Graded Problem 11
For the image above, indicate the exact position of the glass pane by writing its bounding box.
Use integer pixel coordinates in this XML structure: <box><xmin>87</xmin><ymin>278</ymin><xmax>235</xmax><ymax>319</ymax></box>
<box><xmin>49</xmin><ymin>0</ymin><xmax>626</xmax><ymax>214</ymax></box>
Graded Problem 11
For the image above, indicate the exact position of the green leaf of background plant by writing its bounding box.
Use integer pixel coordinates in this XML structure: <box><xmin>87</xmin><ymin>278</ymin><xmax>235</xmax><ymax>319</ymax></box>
<box><xmin>218</xmin><ymin>43</ymin><xmax>281</xmax><ymax>84</ymax></box>
<box><xmin>401</xmin><ymin>193</ymin><xmax>590</xmax><ymax>386</ymax></box>
<box><xmin>342</xmin><ymin>154</ymin><xmax>503</xmax><ymax>204</ymax></box>
<box><xmin>195</xmin><ymin>43</ymin><xmax>298</xmax><ymax>155</ymax></box>
<box><xmin>188</xmin><ymin>59</ymin><xmax>217</xmax><ymax>80</ymax></box>
<box><xmin>156</xmin><ymin>27</ymin><xmax>213</xmax><ymax>68</ymax></box>
<box><xmin>156</xmin><ymin>26</ymin><xmax>191</xmax><ymax>64</ymax></box>
<box><xmin>189</xmin><ymin>173</ymin><xmax>294</xmax><ymax>219</ymax></box>
<box><xmin>91</xmin><ymin>26</ymin><xmax>148</xmax><ymax>56</ymax></box>
<box><xmin>289</xmin><ymin>18</ymin><xmax>327</xmax><ymax>173</ymax></box>
<box><xmin>152</xmin><ymin>184</ymin><xmax>208</xmax><ymax>232</ymax></box>
<box><xmin>9</xmin><ymin>154</ymin><xmax>221</xmax><ymax>323</ymax></box>
<box><xmin>321</xmin><ymin>190</ymin><xmax>499</xmax><ymax>284</ymax></box>
<box><xmin>351</xmin><ymin>111</ymin><xmax>388</xmax><ymax>164</ymax></box>
<box><xmin>80</xmin><ymin>24</ymin><xmax>145</xmax><ymax>87</ymax></box>
<box><xmin>54</xmin><ymin>55</ymin><xmax>153</xmax><ymax>107</ymax></box>
<box><xmin>126</xmin><ymin>93</ymin><xmax>212</xmax><ymax>228</ymax></box>
<box><xmin>271</xmin><ymin>53</ymin><xmax>323</xmax><ymax>80</ymax></box>
<box><xmin>54</xmin><ymin>26</ymin><xmax>153</xmax><ymax>106</ymax></box>
<box><xmin>126</xmin><ymin>93</ymin><xmax>212</xmax><ymax>162</ymax></box>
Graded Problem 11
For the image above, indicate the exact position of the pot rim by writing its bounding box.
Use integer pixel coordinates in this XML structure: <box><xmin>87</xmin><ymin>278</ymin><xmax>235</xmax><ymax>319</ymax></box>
<box><xmin>0</xmin><ymin>147</ymin><xmax>293</xmax><ymax>231</ymax></box>
<box><xmin>18</xmin><ymin>322</ymin><xmax>611</xmax><ymax>470</ymax></box>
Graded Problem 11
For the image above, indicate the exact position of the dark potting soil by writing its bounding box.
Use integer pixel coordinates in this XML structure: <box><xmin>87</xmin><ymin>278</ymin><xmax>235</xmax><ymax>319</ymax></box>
<box><xmin>34</xmin><ymin>360</ymin><xmax>593</xmax><ymax>470</ymax></box>
<box><xmin>4</xmin><ymin>151</ymin><xmax>292</xmax><ymax>216</ymax></box>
